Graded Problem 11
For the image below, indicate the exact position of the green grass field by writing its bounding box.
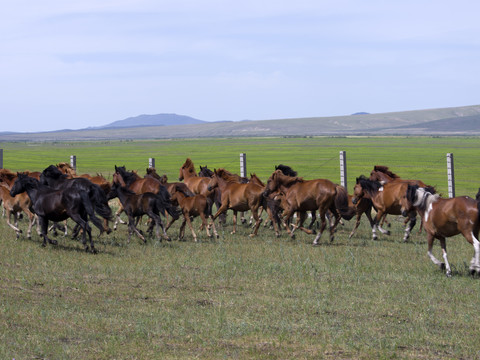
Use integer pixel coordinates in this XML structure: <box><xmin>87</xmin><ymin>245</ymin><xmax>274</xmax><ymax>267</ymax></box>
<box><xmin>1</xmin><ymin>137</ymin><xmax>480</xmax><ymax>359</ymax></box>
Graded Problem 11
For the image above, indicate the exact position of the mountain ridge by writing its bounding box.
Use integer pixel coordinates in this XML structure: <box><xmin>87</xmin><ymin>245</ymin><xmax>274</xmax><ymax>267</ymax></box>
<box><xmin>1</xmin><ymin>104</ymin><xmax>480</xmax><ymax>141</ymax></box>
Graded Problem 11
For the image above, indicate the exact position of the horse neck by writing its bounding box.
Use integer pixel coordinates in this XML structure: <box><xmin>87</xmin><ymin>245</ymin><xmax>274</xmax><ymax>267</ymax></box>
<box><xmin>182</xmin><ymin>168</ymin><xmax>198</xmax><ymax>179</ymax></box>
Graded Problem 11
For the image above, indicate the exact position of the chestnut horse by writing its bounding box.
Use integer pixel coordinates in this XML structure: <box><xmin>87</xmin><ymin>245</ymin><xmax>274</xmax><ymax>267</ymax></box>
<box><xmin>0</xmin><ymin>182</ymin><xmax>37</xmax><ymax>239</ymax></box>
<box><xmin>207</xmin><ymin>168</ymin><xmax>265</xmax><ymax>237</ymax></box>
<box><xmin>401</xmin><ymin>185</ymin><xmax>480</xmax><ymax>277</ymax></box>
<box><xmin>179</xmin><ymin>158</ymin><xmax>213</xmax><ymax>198</ymax></box>
<box><xmin>166</xmin><ymin>186</ymin><xmax>218</xmax><ymax>242</ymax></box>
<box><xmin>352</xmin><ymin>176</ymin><xmax>421</xmax><ymax>242</ymax></box>
<box><xmin>262</xmin><ymin>170</ymin><xmax>352</xmax><ymax>244</ymax></box>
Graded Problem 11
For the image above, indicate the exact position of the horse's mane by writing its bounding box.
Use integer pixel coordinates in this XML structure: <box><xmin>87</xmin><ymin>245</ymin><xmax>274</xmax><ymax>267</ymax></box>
<box><xmin>42</xmin><ymin>165</ymin><xmax>68</xmax><ymax>180</ymax></box>
<box><xmin>145</xmin><ymin>167</ymin><xmax>161</xmax><ymax>180</ymax></box>
<box><xmin>115</xmin><ymin>166</ymin><xmax>140</xmax><ymax>186</ymax></box>
<box><xmin>407</xmin><ymin>184</ymin><xmax>439</xmax><ymax>211</ymax></box>
<box><xmin>215</xmin><ymin>168</ymin><xmax>242</xmax><ymax>183</ymax></box>
<box><xmin>182</xmin><ymin>158</ymin><xmax>196</xmax><ymax>173</ymax></box>
<box><xmin>356</xmin><ymin>175</ymin><xmax>382</xmax><ymax>196</ymax></box>
<box><xmin>275</xmin><ymin>164</ymin><xmax>297</xmax><ymax>177</ymax></box>
<box><xmin>112</xmin><ymin>181</ymin><xmax>136</xmax><ymax>195</ymax></box>
<box><xmin>275</xmin><ymin>170</ymin><xmax>304</xmax><ymax>185</ymax></box>
<box><xmin>249</xmin><ymin>173</ymin><xmax>265</xmax><ymax>186</ymax></box>
<box><xmin>372</xmin><ymin>165</ymin><xmax>400</xmax><ymax>179</ymax></box>
<box><xmin>0</xmin><ymin>168</ymin><xmax>17</xmax><ymax>181</ymax></box>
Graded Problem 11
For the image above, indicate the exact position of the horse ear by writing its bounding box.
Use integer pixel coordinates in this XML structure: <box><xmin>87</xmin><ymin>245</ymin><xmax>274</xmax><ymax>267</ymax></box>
<box><xmin>115</xmin><ymin>165</ymin><xmax>118</xmax><ymax>171</ymax></box>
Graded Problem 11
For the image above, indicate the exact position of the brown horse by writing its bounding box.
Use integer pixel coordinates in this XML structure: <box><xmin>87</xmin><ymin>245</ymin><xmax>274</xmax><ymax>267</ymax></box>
<box><xmin>113</xmin><ymin>165</ymin><xmax>171</xmax><ymax>228</ymax></box>
<box><xmin>263</xmin><ymin>170</ymin><xmax>352</xmax><ymax>244</ymax></box>
<box><xmin>207</xmin><ymin>168</ymin><xmax>265</xmax><ymax>237</ymax></box>
<box><xmin>352</xmin><ymin>176</ymin><xmax>420</xmax><ymax>242</ymax></box>
<box><xmin>166</xmin><ymin>187</ymin><xmax>218</xmax><ymax>242</ymax></box>
<box><xmin>0</xmin><ymin>182</ymin><xmax>38</xmax><ymax>239</ymax></box>
<box><xmin>179</xmin><ymin>158</ymin><xmax>213</xmax><ymax>197</ymax></box>
<box><xmin>370</xmin><ymin>165</ymin><xmax>427</xmax><ymax>187</ymax></box>
<box><xmin>145</xmin><ymin>168</ymin><xmax>194</xmax><ymax>197</ymax></box>
<box><xmin>401</xmin><ymin>185</ymin><xmax>480</xmax><ymax>277</ymax></box>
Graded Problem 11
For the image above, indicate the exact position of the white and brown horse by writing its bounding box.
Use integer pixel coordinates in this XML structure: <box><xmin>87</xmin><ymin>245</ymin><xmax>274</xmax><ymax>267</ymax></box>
<box><xmin>401</xmin><ymin>185</ymin><xmax>480</xmax><ymax>277</ymax></box>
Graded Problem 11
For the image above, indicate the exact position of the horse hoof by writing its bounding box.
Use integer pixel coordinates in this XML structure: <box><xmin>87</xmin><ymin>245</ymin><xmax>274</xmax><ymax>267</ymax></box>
<box><xmin>446</xmin><ymin>271</ymin><xmax>452</xmax><ymax>278</ymax></box>
<box><xmin>50</xmin><ymin>240</ymin><xmax>58</xmax><ymax>245</ymax></box>
<box><xmin>440</xmin><ymin>263</ymin><xmax>446</xmax><ymax>270</ymax></box>
<box><xmin>386</xmin><ymin>231</ymin><xmax>391</xmax><ymax>236</ymax></box>
<box><xmin>249</xmin><ymin>234</ymin><xmax>256</xmax><ymax>238</ymax></box>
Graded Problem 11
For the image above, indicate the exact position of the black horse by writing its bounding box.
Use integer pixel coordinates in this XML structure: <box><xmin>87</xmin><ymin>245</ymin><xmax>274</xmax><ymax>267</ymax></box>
<box><xmin>10</xmin><ymin>173</ymin><xmax>102</xmax><ymax>253</ymax></box>
<box><xmin>108</xmin><ymin>179</ymin><xmax>179</xmax><ymax>243</ymax></box>
<box><xmin>40</xmin><ymin>165</ymin><xmax>112</xmax><ymax>236</ymax></box>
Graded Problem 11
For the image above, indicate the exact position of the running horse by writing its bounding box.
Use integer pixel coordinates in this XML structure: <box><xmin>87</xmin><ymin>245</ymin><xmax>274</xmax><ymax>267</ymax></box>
<box><xmin>352</xmin><ymin>176</ymin><xmax>427</xmax><ymax>242</ymax></box>
<box><xmin>401</xmin><ymin>185</ymin><xmax>480</xmax><ymax>277</ymax></box>
<box><xmin>10</xmin><ymin>173</ymin><xmax>104</xmax><ymax>252</ymax></box>
<box><xmin>262</xmin><ymin>170</ymin><xmax>352</xmax><ymax>244</ymax></box>
<box><xmin>207</xmin><ymin>168</ymin><xmax>266</xmax><ymax>237</ymax></box>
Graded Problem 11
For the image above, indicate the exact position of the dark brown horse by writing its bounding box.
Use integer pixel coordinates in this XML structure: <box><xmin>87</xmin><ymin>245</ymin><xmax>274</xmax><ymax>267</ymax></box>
<box><xmin>352</xmin><ymin>176</ymin><xmax>419</xmax><ymax>242</ymax></box>
<box><xmin>113</xmin><ymin>165</ymin><xmax>171</xmax><ymax>228</ymax></box>
<box><xmin>10</xmin><ymin>173</ymin><xmax>103</xmax><ymax>252</ymax></box>
<box><xmin>401</xmin><ymin>185</ymin><xmax>480</xmax><ymax>277</ymax></box>
<box><xmin>207</xmin><ymin>168</ymin><xmax>265</xmax><ymax>237</ymax></box>
<box><xmin>263</xmin><ymin>170</ymin><xmax>352</xmax><ymax>244</ymax></box>
<box><xmin>108</xmin><ymin>178</ymin><xmax>179</xmax><ymax>243</ymax></box>
<box><xmin>166</xmin><ymin>187</ymin><xmax>218</xmax><ymax>242</ymax></box>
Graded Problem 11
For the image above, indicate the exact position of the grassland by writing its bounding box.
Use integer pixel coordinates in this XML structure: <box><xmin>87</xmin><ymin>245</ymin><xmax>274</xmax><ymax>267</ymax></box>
<box><xmin>1</xmin><ymin>137</ymin><xmax>480</xmax><ymax>359</ymax></box>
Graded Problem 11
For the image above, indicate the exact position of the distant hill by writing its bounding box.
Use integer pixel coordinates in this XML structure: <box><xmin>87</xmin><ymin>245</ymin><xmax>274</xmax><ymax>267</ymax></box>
<box><xmin>95</xmin><ymin>113</ymin><xmax>205</xmax><ymax>129</ymax></box>
<box><xmin>2</xmin><ymin>105</ymin><xmax>480</xmax><ymax>141</ymax></box>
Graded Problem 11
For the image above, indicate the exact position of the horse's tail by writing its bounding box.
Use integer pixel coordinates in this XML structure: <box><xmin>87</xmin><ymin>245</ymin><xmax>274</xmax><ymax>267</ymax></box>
<box><xmin>80</xmin><ymin>190</ymin><xmax>105</xmax><ymax>232</ymax></box>
<box><xmin>89</xmin><ymin>183</ymin><xmax>113</xmax><ymax>221</ymax></box>
<box><xmin>155</xmin><ymin>187</ymin><xmax>181</xmax><ymax>220</ymax></box>
<box><xmin>335</xmin><ymin>185</ymin><xmax>355</xmax><ymax>221</ymax></box>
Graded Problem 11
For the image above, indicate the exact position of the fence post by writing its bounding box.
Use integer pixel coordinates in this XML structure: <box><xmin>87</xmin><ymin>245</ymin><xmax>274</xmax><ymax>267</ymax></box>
<box><xmin>149</xmin><ymin>158</ymin><xmax>155</xmax><ymax>169</ymax></box>
<box><xmin>339</xmin><ymin>150</ymin><xmax>347</xmax><ymax>190</ymax></box>
<box><xmin>0</xmin><ymin>149</ymin><xmax>3</xmax><ymax>169</ymax></box>
<box><xmin>70</xmin><ymin>155</ymin><xmax>76</xmax><ymax>172</ymax></box>
<box><xmin>240</xmin><ymin>153</ymin><xmax>247</xmax><ymax>178</ymax></box>
<box><xmin>447</xmin><ymin>153</ymin><xmax>455</xmax><ymax>198</ymax></box>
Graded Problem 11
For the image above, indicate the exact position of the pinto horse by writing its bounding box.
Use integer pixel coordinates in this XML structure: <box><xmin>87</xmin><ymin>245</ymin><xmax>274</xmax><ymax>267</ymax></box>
<box><xmin>352</xmin><ymin>176</ymin><xmax>420</xmax><ymax>242</ymax></box>
<box><xmin>207</xmin><ymin>168</ymin><xmax>265</xmax><ymax>237</ymax></box>
<box><xmin>401</xmin><ymin>185</ymin><xmax>480</xmax><ymax>277</ymax></box>
<box><xmin>165</xmin><ymin>186</ymin><xmax>218</xmax><ymax>242</ymax></box>
<box><xmin>10</xmin><ymin>173</ymin><xmax>100</xmax><ymax>252</ymax></box>
<box><xmin>263</xmin><ymin>170</ymin><xmax>352</xmax><ymax>244</ymax></box>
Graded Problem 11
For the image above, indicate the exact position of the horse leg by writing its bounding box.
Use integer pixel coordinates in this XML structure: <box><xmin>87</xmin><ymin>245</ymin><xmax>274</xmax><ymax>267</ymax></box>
<box><xmin>39</xmin><ymin>217</ymin><xmax>56</xmax><ymax>246</ymax></box>
<box><xmin>328</xmin><ymin>208</ymin><xmax>342</xmax><ymax>243</ymax></box>
<box><xmin>438</xmin><ymin>237</ymin><xmax>451</xmax><ymax>277</ymax></box>
<box><xmin>207</xmin><ymin>215</ymin><xmax>219</xmax><ymax>239</ymax></box>
<box><xmin>297</xmin><ymin>212</ymin><xmax>315</xmax><ymax>235</ymax></box>
<box><xmin>462</xmin><ymin>230</ymin><xmax>480</xmax><ymax>275</ymax></box>
<box><xmin>249</xmin><ymin>208</ymin><xmax>262</xmax><ymax>237</ymax></box>
<box><xmin>403</xmin><ymin>214</ymin><xmax>417</xmax><ymax>242</ymax></box>
<box><xmin>265</xmin><ymin>206</ymin><xmax>280</xmax><ymax>238</ymax></box>
<box><xmin>426</xmin><ymin>233</ymin><xmax>443</xmax><ymax>272</ymax></box>
<box><xmin>128</xmin><ymin>215</ymin><xmax>145</xmax><ymax>243</ymax></box>
<box><xmin>185</xmin><ymin>213</ymin><xmax>198</xmax><ymax>242</ymax></box>
<box><xmin>25</xmin><ymin>209</ymin><xmax>35</xmax><ymax>239</ymax></box>
<box><xmin>349</xmin><ymin>212</ymin><xmax>362</xmax><ymax>239</ymax></box>
<box><xmin>179</xmin><ymin>218</ymin><xmax>187</xmax><ymax>241</ymax></box>
<box><xmin>232</xmin><ymin>210</ymin><xmax>238</xmax><ymax>234</ymax></box>
<box><xmin>313</xmin><ymin>210</ymin><xmax>328</xmax><ymax>245</ymax></box>
<box><xmin>5</xmin><ymin>208</ymin><xmax>22</xmax><ymax>239</ymax></box>
<box><xmin>114</xmin><ymin>202</ymin><xmax>126</xmax><ymax>230</ymax></box>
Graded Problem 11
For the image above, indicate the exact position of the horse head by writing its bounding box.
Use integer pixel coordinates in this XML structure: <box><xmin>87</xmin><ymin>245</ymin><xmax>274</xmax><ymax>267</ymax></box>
<box><xmin>206</xmin><ymin>170</ymin><xmax>219</xmax><ymax>191</ymax></box>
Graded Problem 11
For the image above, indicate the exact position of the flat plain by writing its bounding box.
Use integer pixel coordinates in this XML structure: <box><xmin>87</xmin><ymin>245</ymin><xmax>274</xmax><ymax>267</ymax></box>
<box><xmin>1</xmin><ymin>136</ymin><xmax>480</xmax><ymax>359</ymax></box>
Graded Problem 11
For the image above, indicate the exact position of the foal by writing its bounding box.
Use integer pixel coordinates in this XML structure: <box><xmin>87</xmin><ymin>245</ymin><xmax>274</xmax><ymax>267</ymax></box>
<box><xmin>0</xmin><ymin>182</ymin><xmax>37</xmax><ymax>239</ymax></box>
<box><xmin>166</xmin><ymin>187</ymin><xmax>218</xmax><ymax>242</ymax></box>
<box><xmin>108</xmin><ymin>181</ymin><xmax>179</xmax><ymax>243</ymax></box>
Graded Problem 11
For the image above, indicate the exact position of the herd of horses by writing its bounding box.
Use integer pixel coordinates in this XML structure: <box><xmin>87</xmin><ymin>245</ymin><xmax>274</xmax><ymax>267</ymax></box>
<box><xmin>1</xmin><ymin>160</ymin><xmax>480</xmax><ymax>277</ymax></box>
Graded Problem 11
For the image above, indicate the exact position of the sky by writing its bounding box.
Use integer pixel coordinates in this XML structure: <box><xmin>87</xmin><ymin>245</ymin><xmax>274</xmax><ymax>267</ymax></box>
<box><xmin>1</xmin><ymin>0</ymin><xmax>480</xmax><ymax>132</ymax></box>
